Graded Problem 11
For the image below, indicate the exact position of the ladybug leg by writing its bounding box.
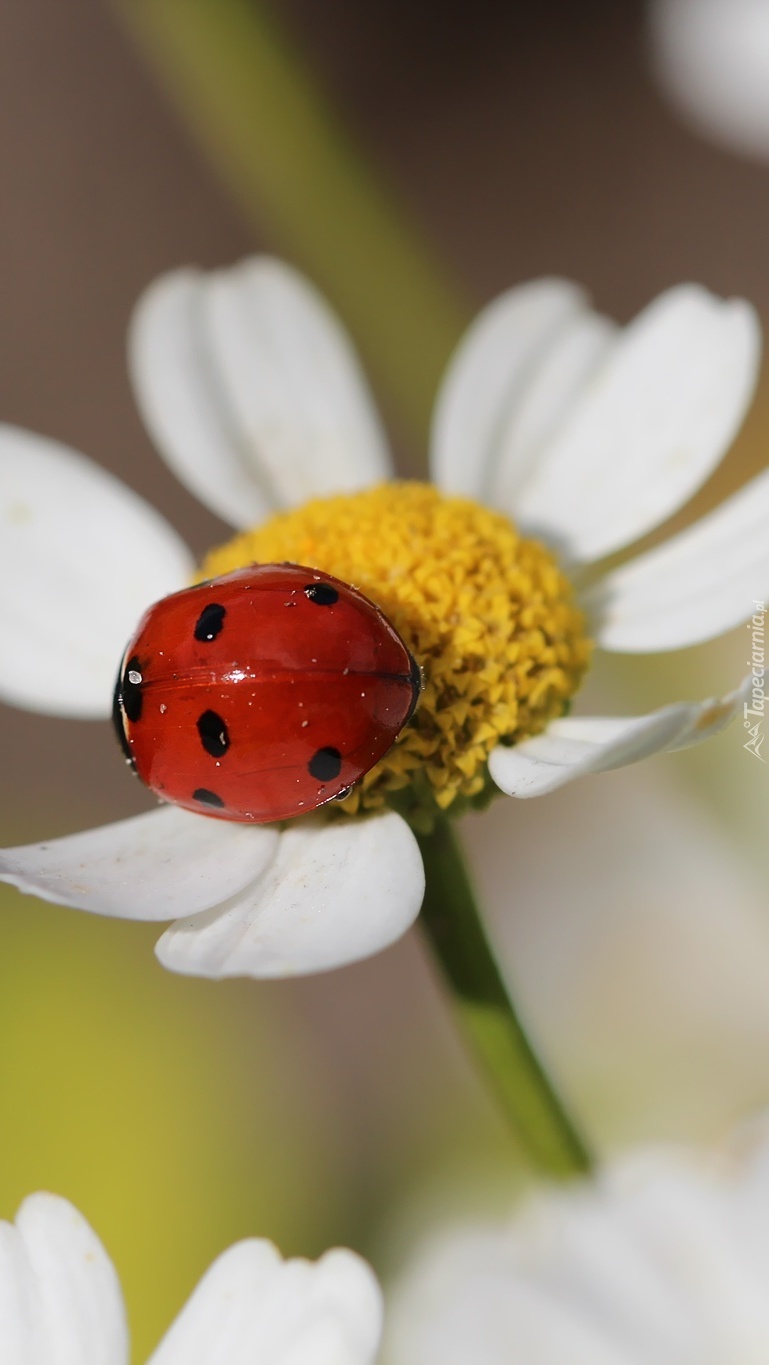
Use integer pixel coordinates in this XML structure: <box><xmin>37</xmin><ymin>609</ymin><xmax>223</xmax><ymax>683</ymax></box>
<box><xmin>404</xmin><ymin>653</ymin><xmax>424</xmax><ymax>723</ymax></box>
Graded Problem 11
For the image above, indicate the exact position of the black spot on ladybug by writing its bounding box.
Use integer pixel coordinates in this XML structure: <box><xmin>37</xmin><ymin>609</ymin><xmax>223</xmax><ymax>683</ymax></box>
<box><xmin>308</xmin><ymin>746</ymin><xmax>342</xmax><ymax>782</ymax></box>
<box><xmin>197</xmin><ymin>709</ymin><xmax>230</xmax><ymax>758</ymax></box>
<box><xmin>194</xmin><ymin>602</ymin><xmax>226</xmax><ymax>642</ymax></box>
<box><xmin>111</xmin><ymin>671</ymin><xmax>135</xmax><ymax>770</ymax></box>
<box><xmin>192</xmin><ymin>787</ymin><xmax>225</xmax><ymax>808</ymax></box>
<box><xmin>304</xmin><ymin>582</ymin><xmax>339</xmax><ymax>606</ymax></box>
<box><xmin>121</xmin><ymin>655</ymin><xmax>143</xmax><ymax>722</ymax></box>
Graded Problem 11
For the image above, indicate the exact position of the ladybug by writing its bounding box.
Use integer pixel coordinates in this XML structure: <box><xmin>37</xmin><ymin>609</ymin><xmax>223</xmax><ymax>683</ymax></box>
<box><xmin>112</xmin><ymin>563</ymin><xmax>421</xmax><ymax>823</ymax></box>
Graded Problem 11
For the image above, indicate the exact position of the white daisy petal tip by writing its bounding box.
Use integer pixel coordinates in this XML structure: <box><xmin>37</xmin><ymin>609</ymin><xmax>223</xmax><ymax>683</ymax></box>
<box><xmin>129</xmin><ymin>267</ymin><xmax>272</xmax><ymax>529</ymax></box>
<box><xmin>588</xmin><ymin>466</ymin><xmax>769</xmax><ymax>652</ymax></box>
<box><xmin>0</xmin><ymin>1193</ymin><xmax>381</xmax><ymax>1365</ymax></box>
<box><xmin>0</xmin><ymin>424</ymin><xmax>193</xmax><ymax>718</ymax></box>
<box><xmin>487</xmin><ymin>306</ymin><xmax>618</xmax><ymax>516</ymax></box>
<box><xmin>0</xmin><ymin>1192</ymin><xmax>128</xmax><ymax>1365</ymax></box>
<box><xmin>312</xmin><ymin>1246</ymin><xmax>384</xmax><ymax>1353</ymax></box>
<box><xmin>0</xmin><ymin>805</ymin><xmax>279</xmax><ymax>922</ymax></box>
<box><xmin>211</xmin><ymin>256</ymin><xmax>393</xmax><ymax>501</ymax></box>
<box><xmin>130</xmin><ymin>255</ymin><xmax>391</xmax><ymax>529</ymax></box>
<box><xmin>512</xmin><ymin>282</ymin><xmax>761</xmax><ymax>563</ymax></box>
<box><xmin>155</xmin><ymin>810</ymin><xmax>425</xmax><ymax>980</ymax></box>
<box><xmin>148</xmin><ymin>1238</ymin><xmax>383</xmax><ymax>1365</ymax></box>
<box><xmin>430</xmin><ymin>276</ymin><xmax>589</xmax><ymax>500</ymax></box>
<box><xmin>488</xmin><ymin>675</ymin><xmax>752</xmax><ymax>799</ymax></box>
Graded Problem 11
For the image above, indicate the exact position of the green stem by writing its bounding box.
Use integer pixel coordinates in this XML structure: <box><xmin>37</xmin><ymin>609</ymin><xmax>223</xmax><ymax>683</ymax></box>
<box><xmin>111</xmin><ymin>0</ymin><xmax>469</xmax><ymax>450</ymax></box>
<box><xmin>418</xmin><ymin>817</ymin><xmax>593</xmax><ymax>1179</ymax></box>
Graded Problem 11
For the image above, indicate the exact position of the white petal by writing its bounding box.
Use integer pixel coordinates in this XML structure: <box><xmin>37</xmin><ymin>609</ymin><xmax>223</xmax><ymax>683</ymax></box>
<box><xmin>0</xmin><ymin>426</ymin><xmax>193</xmax><ymax>718</ymax></box>
<box><xmin>384</xmin><ymin>1223</ymin><xmax>647</xmax><ymax>1365</ymax></box>
<box><xmin>129</xmin><ymin>258</ymin><xmax>391</xmax><ymax>529</ymax></box>
<box><xmin>513</xmin><ymin>285</ymin><xmax>760</xmax><ymax>563</ymax></box>
<box><xmin>586</xmin><ymin>467</ymin><xmax>769</xmax><ymax>652</ymax></box>
<box><xmin>487</xmin><ymin>310</ymin><xmax>617</xmax><ymax>514</ymax></box>
<box><xmin>386</xmin><ymin>1140</ymin><xmax>769</xmax><ymax>1365</ymax></box>
<box><xmin>0</xmin><ymin>1193</ymin><xmax>128</xmax><ymax>1365</ymax></box>
<box><xmin>488</xmin><ymin>677</ymin><xmax>750</xmax><ymax>798</ymax></box>
<box><xmin>603</xmin><ymin>1155</ymin><xmax>769</xmax><ymax>1338</ymax></box>
<box><xmin>148</xmin><ymin>1240</ymin><xmax>382</xmax><ymax>1365</ymax></box>
<box><xmin>156</xmin><ymin>811</ymin><xmax>424</xmax><ymax>979</ymax></box>
<box><xmin>651</xmin><ymin>0</ymin><xmax>769</xmax><ymax>161</ymax></box>
<box><xmin>0</xmin><ymin>806</ymin><xmax>278</xmax><ymax>922</ymax></box>
<box><xmin>129</xmin><ymin>269</ymin><xmax>270</xmax><ymax>528</ymax></box>
<box><xmin>430</xmin><ymin>279</ymin><xmax>587</xmax><ymax>499</ymax></box>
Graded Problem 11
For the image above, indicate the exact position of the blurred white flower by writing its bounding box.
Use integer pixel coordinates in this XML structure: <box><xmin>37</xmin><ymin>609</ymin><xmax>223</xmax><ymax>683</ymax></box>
<box><xmin>384</xmin><ymin>1117</ymin><xmax>769</xmax><ymax>1364</ymax></box>
<box><xmin>0</xmin><ymin>260</ymin><xmax>766</xmax><ymax>979</ymax></box>
<box><xmin>0</xmin><ymin>1192</ymin><xmax>381</xmax><ymax>1365</ymax></box>
<box><xmin>14</xmin><ymin>1125</ymin><xmax>769</xmax><ymax>1365</ymax></box>
<box><xmin>650</xmin><ymin>0</ymin><xmax>769</xmax><ymax>159</ymax></box>
<box><xmin>467</xmin><ymin>762</ymin><xmax>769</xmax><ymax>1144</ymax></box>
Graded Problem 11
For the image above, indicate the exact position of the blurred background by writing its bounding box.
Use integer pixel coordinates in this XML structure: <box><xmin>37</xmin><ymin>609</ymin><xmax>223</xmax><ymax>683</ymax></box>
<box><xmin>2</xmin><ymin>0</ymin><xmax>769</xmax><ymax>1353</ymax></box>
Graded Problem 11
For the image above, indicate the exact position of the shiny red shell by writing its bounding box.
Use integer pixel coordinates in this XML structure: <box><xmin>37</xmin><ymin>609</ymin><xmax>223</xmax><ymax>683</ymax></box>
<box><xmin>113</xmin><ymin>563</ymin><xmax>421</xmax><ymax>823</ymax></box>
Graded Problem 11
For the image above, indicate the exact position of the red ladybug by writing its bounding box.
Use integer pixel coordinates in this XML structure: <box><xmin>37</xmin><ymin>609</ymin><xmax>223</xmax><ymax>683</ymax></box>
<box><xmin>112</xmin><ymin>563</ymin><xmax>421</xmax><ymax>823</ymax></box>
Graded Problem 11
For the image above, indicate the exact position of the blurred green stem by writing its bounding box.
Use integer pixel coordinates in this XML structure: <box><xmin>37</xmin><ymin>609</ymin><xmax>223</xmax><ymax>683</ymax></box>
<box><xmin>111</xmin><ymin>0</ymin><xmax>468</xmax><ymax>450</ymax></box>
<box><xmin>418</xmin><ymin>817</ymin><xmax>593</xmax><ymax>1179</ymax></box>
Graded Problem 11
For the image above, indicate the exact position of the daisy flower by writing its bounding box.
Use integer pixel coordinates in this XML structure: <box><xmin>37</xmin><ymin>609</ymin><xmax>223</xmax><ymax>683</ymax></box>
<box><xmin>0</xmin><ymin>1192</ymin><xmax>381</xmax><ymax>1364</ymax></box>
<box><xmin>651</xmin><ymin>0</ymin><xmax>769</xmax><ymax>161</ymax></box>
<box><xmin>384</xmin><ymin>1117</ymin><xmax>769</xmax><ymax>1365</ymax></box>
<box><xmin>14</xmin><ymin>1122</ymin><xmax>769</xmax><ymax>1365</ymax></box>
<box><xmin>0</xmin><ymin>258</ymin><xmax>765</xmax><ymax>981</ymax></box>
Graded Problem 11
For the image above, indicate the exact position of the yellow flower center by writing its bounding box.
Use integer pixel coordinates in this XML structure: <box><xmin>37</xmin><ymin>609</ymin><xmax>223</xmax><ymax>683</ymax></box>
<box><xmin>200</xmin><ymin>482</ymin><xmax>590</xmax><ymax>831</ymax></box>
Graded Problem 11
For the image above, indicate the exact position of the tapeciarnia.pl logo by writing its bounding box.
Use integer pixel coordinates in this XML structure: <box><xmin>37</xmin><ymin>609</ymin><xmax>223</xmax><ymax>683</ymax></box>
<box><xmin>744</xmin><ymin>599</ymin><xmax>766</xmax><ymax>762</ymax></box>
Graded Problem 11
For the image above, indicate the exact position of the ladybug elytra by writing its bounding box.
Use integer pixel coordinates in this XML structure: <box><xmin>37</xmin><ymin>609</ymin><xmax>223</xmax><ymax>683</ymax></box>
<box><xmin>112</xmin><ymin>563</ymin><xmax>421</xmax><ymax>823</ymax></box>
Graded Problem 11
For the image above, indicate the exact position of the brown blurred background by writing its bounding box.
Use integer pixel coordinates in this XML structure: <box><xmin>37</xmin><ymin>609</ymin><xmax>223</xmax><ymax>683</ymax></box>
<box><xmin>2</xmin><ymin>0</ymin><xmax>769</xmax><ymax>1353</ymax></box>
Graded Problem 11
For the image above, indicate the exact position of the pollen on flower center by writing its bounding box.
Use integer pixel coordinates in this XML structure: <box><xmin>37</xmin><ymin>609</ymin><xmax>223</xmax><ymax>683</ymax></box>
<box><xmin>200</xmin><ymin>482</ymin><xmax>590</xmax><ymax>830</ymax></box>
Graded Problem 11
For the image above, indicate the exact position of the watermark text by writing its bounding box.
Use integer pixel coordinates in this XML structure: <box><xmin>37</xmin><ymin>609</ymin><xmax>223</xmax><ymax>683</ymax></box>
<box><xmin>744</xmin><ymin>599</ymin><xmax>766</xmax><ymax>761</ymax></box>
